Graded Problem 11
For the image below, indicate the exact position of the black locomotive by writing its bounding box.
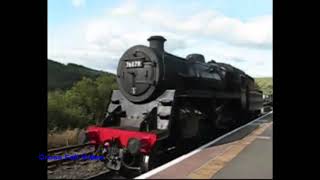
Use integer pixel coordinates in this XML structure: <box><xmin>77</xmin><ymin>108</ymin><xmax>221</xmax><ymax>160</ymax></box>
<box><xmin>86</xmin><ymin>36</ymin><xmax>263</xmax><ymax>173</ymax></box>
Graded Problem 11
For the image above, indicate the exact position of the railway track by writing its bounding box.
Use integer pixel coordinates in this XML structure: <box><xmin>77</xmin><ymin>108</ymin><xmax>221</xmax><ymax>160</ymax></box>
<box><xmin>47</xmin><ymin>143</ymin><xmax>134</xmax><ymax>179</ymax></box>
<box><xmin>48</xmin><ymin>143</ymin><xmax>92</xmax><ymax>154</ymax></box>
<box><xmin>48</xmin><ymin>143</ymin><xmax>96</xmax><ymax>168</ymax></box>
<box><xmin>47</xmin><ymin>143</ymin><xmax>111</xmax><ymax>179</ymax></box>
<box><xmin>84</xmin><ymin>170</ymin><xmax>127</xmax><ymax>179</ymax></box>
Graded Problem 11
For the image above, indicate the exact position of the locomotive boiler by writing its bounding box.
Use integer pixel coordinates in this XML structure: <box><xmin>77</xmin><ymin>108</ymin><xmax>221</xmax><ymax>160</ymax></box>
<box><xmin>86</xmin><ymin>36</ymin><xmax>263</xmax><ymax>173</ymax></box>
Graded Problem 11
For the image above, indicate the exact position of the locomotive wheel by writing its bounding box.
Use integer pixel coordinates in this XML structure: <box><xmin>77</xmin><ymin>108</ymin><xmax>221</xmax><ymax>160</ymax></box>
<box><xmin>140</xmin><ymin>154</ymin><xmax>158</xmax><ymax>173</ymax></box>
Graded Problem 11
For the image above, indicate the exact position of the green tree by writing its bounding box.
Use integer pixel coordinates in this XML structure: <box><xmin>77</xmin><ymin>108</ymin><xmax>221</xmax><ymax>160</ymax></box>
<box><xmin>94</xmin><ymin>75</ymin><xmax>116</xmax><ymax>122</ymax></box>
<box><xmin>64</xmin><ymin>77</ymin><xmax>98</xmax><ymax>126</ymax></box>
<box><xmin>48</xmin><ymin>75</ymin><xmax>118</xmax><ymax>131</ymax></box>
<box><xmin>48</xmin><ymin>90</ymin><xmax>68</xmax><ymax>130</ymax></box>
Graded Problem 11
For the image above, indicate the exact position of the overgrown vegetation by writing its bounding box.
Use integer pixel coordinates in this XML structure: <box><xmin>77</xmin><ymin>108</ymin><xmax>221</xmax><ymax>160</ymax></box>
<box><xmin>255</xmin><ymin>77</ymin><xmax>273</xmax><ymax>95</ymax></box>
<box><xmin>48</xmin><ymin>59</ymin><xmax>118</xmax><ymax>131</ymax></box>
<box><xmin>48</xmin><ymin>129</ymin><xmax>81</xmax><ymax>148</ymax></box>
<box><xmin>48</xmin><ymin>69</ymin><xmax>117</xmax><ymax>131</ymax></box>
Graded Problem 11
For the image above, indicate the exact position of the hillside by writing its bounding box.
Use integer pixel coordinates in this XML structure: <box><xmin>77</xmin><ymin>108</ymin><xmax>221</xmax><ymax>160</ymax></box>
<box><xmin>48</xmin><ymin>59</ymin><xmax>116</xmax><ymax>91</ymax></box>
<box><xmin>255</xmin><ymin>77</ymin><xmax>273</xmax><ymax>95</ymax></box>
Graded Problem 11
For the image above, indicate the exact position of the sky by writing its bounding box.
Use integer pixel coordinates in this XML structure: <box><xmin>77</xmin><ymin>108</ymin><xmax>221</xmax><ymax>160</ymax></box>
<box><xmin>48</xmin><ymin>0</ymin><xmax>272</xmax><ymax>77</ymax></box>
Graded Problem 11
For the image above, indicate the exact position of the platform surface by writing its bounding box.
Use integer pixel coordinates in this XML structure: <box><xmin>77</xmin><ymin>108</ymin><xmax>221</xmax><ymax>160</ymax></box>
<box><xmin>212</xmin><ymin>124</ymin><xmax>272</xmax><ymax>179</ymax></box>
<box><xmin>142</xmin><ymin>113</ymin><xmax>273</xmax><ymax>179</ymax></box>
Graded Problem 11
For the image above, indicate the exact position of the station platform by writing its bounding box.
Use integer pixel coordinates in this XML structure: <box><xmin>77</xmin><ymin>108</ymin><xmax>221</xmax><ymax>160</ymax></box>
<box><xmin>135</xmin><ymin>112</ymin><xmax>273</xmax><ymax>179</ymax></box>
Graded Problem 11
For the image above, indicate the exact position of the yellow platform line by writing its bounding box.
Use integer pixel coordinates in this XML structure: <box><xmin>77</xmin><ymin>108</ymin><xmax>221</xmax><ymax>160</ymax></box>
<box><xmin>188</xmin><ymin>122</ymin><xmax>272</xmax><ymax>179</ymax></box>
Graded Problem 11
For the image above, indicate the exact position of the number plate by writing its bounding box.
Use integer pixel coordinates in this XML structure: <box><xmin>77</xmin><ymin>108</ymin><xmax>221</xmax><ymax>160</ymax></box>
<box><xmin>126</xmin><ymin>61</ymin><xmax>143</xmax><ymax>68</ymax></box>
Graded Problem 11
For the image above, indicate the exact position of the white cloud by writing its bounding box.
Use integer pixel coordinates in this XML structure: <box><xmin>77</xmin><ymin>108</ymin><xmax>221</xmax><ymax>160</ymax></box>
<box><xmin>106</xmin><ymin>1</ymin><xmax>272</xmax><ymax>49</ymax></box>
<box><xmin>145</xmin><ymin>11</ymin><xmax>272</xmax><ymax>49</ymax></box>
<box><xmin>71</xmin><ymin>0</ymin><xmax>85</xmax><ymax>7</ymax></box>
<box><xmin>49</xmin><ymin>0</ymin><xmax>272</xmax><ymax>77</ymax></box>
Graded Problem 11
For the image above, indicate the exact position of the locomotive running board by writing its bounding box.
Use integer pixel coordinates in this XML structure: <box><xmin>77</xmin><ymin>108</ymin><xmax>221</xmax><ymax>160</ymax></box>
<box><xmin>176</xmin><ymin>89</ymin><xmax>241</xmax><ymax>99</ymax></box>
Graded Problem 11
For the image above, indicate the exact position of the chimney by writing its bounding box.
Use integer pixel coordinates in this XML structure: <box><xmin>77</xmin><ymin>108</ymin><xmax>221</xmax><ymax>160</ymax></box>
<box><xmin>147</xmin><ymin>36</ymin><xmax>166</xmax><ymax>52</ymax></box>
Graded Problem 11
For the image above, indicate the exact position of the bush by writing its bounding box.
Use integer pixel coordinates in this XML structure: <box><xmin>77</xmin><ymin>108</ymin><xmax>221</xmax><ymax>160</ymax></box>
<box><xmin>48</xmin><ymin>75</ymin><xmax>117</xmax><ymax>131</ymax></box>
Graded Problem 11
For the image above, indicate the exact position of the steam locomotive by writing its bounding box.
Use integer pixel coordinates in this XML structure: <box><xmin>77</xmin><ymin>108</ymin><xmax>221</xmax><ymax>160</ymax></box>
<box><xmin>86</xmin><ymin>36</ymin><xmax>263</xmax><ymax>173</ymax></box>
